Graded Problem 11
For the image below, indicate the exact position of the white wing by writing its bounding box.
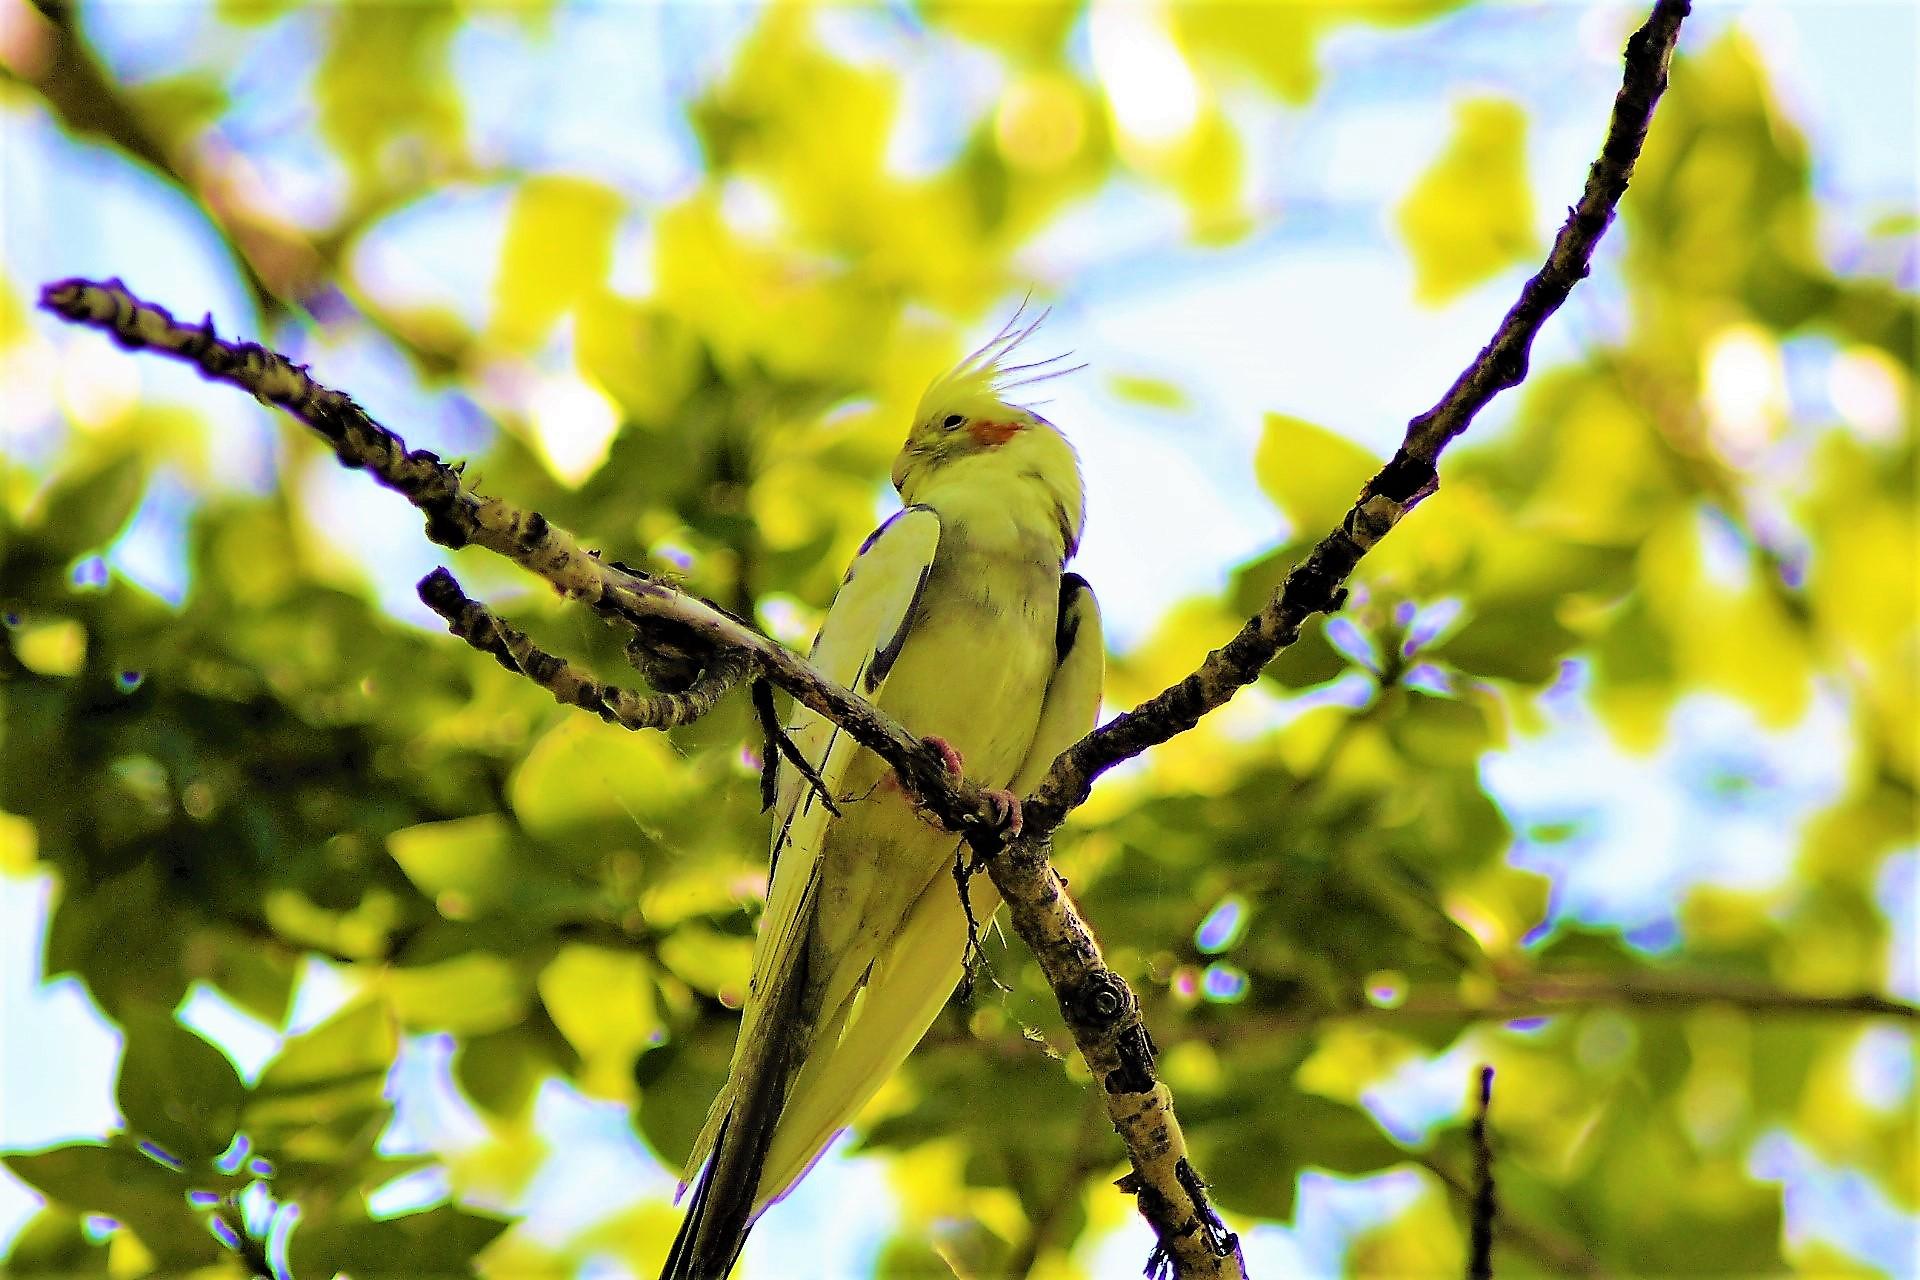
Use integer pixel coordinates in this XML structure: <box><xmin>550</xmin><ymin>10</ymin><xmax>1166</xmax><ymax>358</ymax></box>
<box><xmin>753</xmin><ymin>573</ymin><xmax>1105</xmax><ymax>1203</ymax></box>
<box><xmin>682</xmin><ymin>505</ymin><xmax>942</xmax><ymax>1179</ymax></box>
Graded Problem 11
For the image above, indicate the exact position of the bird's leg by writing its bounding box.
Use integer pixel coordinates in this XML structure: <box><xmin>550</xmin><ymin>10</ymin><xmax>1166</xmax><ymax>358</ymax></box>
<box><xmin>951</xmin><ymin>846</ymin><xmax>1009</xmax><ymax>1003</ymax></box>
<box><xmin>920</xmin><ymin>736</ymin><xmax>1023</xmax><ymax>838</ymax></box>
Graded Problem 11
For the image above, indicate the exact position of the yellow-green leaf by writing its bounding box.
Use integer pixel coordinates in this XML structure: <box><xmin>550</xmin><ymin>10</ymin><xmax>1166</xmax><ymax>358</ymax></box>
<box><xmin>539</xmin><ymin>946</ymin><xmax>660</xmax><ymax>1099</ymax></box>
<box><xmin>1397</xmin><ymin>97</ymin><xmax>1537</xmax><ymax>304</ymax></box>
<box><xmin>1254</xmin><ymin>413</ymin><xmax>1380</xmax><ymax>534</ymax></box>
<box><xmin>384</xmin><ymin>952</ymin><xmax>531</xmax><ymax>1036</ymax></box>
<box><xmin>510</xmin><ymin>716</ymin><xmax>702</xmax><ymax>840</ymax></box>
<box><xmin>492</xmin><ymin>176</ymin><xmax>625</xmax><ymax>352</ymax></box>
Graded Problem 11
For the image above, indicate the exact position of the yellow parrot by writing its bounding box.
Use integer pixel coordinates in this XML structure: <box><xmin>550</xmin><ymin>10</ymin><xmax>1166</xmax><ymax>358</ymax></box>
<box><xmin>663</xmin><ymin>311</ymin><xmax>1105</xmax><ymax>1278</ymax></box>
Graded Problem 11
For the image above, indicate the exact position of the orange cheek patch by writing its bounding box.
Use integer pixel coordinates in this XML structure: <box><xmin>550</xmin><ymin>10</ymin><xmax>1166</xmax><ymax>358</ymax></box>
<box><xmin>967</xmin><ymin>419</ymin><xmax>1022</xmax><ymax>447</ymax></box>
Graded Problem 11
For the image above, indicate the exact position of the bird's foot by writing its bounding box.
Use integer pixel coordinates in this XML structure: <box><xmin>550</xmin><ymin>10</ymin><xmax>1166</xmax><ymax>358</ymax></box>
<box><xmin>923</xmin><ymin>734</ymin><xmax>966</xmax><ymax>776</ymax></box>
<box><xmin>912</xmin><ymin>738</ymin><xmax>1021</xmax><ymax>837</ymax></box>
<box><xmin>980</xmin><ymin>788</ymin><xmax>1023</xmax><ymax>839</ymax></box>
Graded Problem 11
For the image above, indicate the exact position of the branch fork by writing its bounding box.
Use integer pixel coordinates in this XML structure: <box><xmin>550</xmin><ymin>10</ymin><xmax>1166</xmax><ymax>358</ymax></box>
<box><xmin>36</xmin><ymin>4</ymin><xmax>1691</xmax><ymax>1273</ymax></box>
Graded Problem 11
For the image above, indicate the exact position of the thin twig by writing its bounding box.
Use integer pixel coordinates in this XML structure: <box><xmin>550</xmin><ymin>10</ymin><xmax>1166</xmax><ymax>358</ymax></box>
<box><xmin>1212</xmin><ymin>971</ymin><xmax>1920</xmax><ymax>1035</ymax></box>
<box><xmin>418</xmin><ymin>567</ymin><xmax>749</xmax><ymax>730</ymax></box>
<box><xmin>1421</xmin><ymin>1156</ymin><xmax>1606</xmax><ymax>1279</ymax></box>
<box><xmin>1007</xmin><ymin>1098</ymin><xmax>1113</xmax><ymax>1280</ymax></box>
<box><xmin>975</xmin><ymin>7</ymin><xmax>1691</xmax><ymax>1275</ymax></box>
<box><xmin>35</xmin><ymin>275</ymin><xmax>999</xmax><ymax>827</ymax></box>
<box><xmin>212</xmin><ymin>1199</ymin><xmax>277</xmax><ymax>1280</ymax></box>
<box><xmin>1468</xmin><ymin>1065</ymin><xmax>1496</xmax><ymax>1280</ymax></box>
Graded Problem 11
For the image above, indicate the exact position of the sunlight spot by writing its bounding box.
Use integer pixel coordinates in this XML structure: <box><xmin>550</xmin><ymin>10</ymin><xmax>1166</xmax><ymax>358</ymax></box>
<box><xmin>56</xmin><ymin>336</ymin><xmax>141</xmax><ymax>431</ymax></box>
<box><xmin>1090</xmin><ymin>4</ymin><xmax>1199</xmax><ymax>151</ymax></box>
<box><xmin>529</xmin><ymin>372</ymin><xmax>622</xmax><ymax>486</ymax></box>
<box><xmin>1701</xmin><ymin>324</ymin><xmax>1785</xmax><ymax>463</ymax></box>
<box><xmin>1827</xmin><ymin>345</ymin><xmax>1906</xmax><ymax>443</ymax></box>
<box><xmin>1364</xmin><ymin>971</ymin><xmax>1406</xmax><ymax>1009</ymax></box>
<box><xmin>178</xmin><ymin>983</ymin><xmax>281</xmax><ymax>1083</ymax></box>
<box><xmin>70</xmin><ymin>556</ymin><xmax>108</xmax><ymax>589</ymax></box>
<box><xmin>1171</xmin><ymin>965</ymin><xmax>1200</xmax><ymax>1005</ymax></box>
<box><xmin>367</xmin><ymin>1165</ymin><xmax>452</xmax><ymax>1219</ymax></box>
<box><xmin>995</xmin><ymin>73</ymin><xmax>1086</xmax><ymax>173</ymax></box>
<box><xmin>1443</xmin><ymin>892</ymin><xmax>1506</xmax><ymax>954</ymax></box>
<box><xmin>1847</xmin><ymin>1025</ymin><xmax>1913</xmax><ymax>1112</ymax></box>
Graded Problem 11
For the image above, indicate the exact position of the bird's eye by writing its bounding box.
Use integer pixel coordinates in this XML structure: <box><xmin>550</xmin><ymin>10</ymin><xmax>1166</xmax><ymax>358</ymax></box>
<box><xmin>942</xmin><ymin>414</ymin><xmax>965</xmax><ymax>429</ymax></box>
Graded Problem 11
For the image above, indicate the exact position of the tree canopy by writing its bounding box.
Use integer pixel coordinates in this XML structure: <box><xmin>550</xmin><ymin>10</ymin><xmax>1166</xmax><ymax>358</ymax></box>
<box><xmin>1</xmin><ymin>2</ymin><xmax>1913</xmax><ymax>1278</ymax></box>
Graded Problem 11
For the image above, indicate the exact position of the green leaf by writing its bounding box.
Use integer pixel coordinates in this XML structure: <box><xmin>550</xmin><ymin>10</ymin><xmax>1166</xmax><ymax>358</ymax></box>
<box><xmin>244</xmin><ymin>998</ymin><xmax>397</xmax><ymax>1191</ymax></box>
<box><xmin>1396</xmin><ymin>97</ymin><xmax>1538</xmax><ymax>303</ymax></box>
<box><xmin>387</xmin><ymin>814</ymin><xmax>601</xmax><ymax>922</ymax></box>
<box><xmin>454</xmin><ymin>1006</ymin><xmax>581</xmax><ymax>1118</ymax></box>
<box><xmin>492</xmin><ymin>176</ymin><xmax>625</xmax><ymax>353</ymax></box>
<box><xmin>43</xmin><ymin>866</ymin><xmax>189</xmax><ymax>1017</ymax></box>
<box><xmin>1107</xmin><ymin>373</ymin><xmax>1190</xmax><ymax>411</ymax></box>
<box><xmin>0</xmin><ymin>1210</ymin><xmax>109</xmax><ymax>1274</ymax></box>
<box><xmin>384</xmin><ymin>950</ymin><xmax>532</xmax><ymax>1036</ymax></box>
<box><xmin>115</xmin><ymin>1008</ymin><xmax>247</xmax><ymax>1162</ymax></box>
<box><xmin>121</xmin><ymin>73</ymin><xmax>229</xmax><ymax>147</ymax></box>
<box><xmin>1389</xmin><ymin>689</ymin><xmax>1495</xmax><ymax>765</ymax></box>
<box><xmin>1433</xmin><ymin>599</ymin><xmax>1580</xmax><ymax>685</ymax></box>
<box><xmin>385</xmin><ymin>813</ymin><xmax>524</xmax><ymax>914</ymax></box>
<box><xmin>1286</xmin><ymin>1093</ymin><xmax>1405</xmax><ymax>1175</ymax></box>
<box><xmin>289</xmin><ymin>1203</ymin><xmax>511</xmax><ymax>1279</ymax></box>
<box><xmin>1266</xmin><ymin>613</ymin><xmax>1355</xmax><ymax>689</ymax></box>
<box><xmin>253</xmin><ymin>997</ymin><xmax>395</xmax><ymax>1098</ymax></box>
<box><xmin>2</xmin><ymin>1143</ymin><xmax>220</xmax><ymax>1267</ymax></box>
<box><xmin>34</xmin><ymin>452</ymin><xmax>146</xmax><ymax>560</ymax></box>
<box><xmin>316</xmin><ymin>4</ymin><xmax>463</xmax><ymax>191</ymax></box>
<box><xmin>1255</xmin><ymin>413</ymin><xmax>1379</xmax><ymax>535</ymax></box>
<box><xmin>510</xmin><ymin>716</ymin><xmax>703</xmax><ymax>840</ymax></box>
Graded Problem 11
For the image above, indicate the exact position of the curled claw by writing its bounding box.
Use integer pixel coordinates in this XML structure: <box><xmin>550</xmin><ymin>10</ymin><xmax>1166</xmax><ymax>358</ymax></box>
<box><xmin>981</xmin><ymin>788</ymin><xmax>1023</xmax><ymax>838</ymax></box>
<box><xmin>923</xmin><ymin>734</ymin><xmax>966</xmax><ymax>776</ymax></box>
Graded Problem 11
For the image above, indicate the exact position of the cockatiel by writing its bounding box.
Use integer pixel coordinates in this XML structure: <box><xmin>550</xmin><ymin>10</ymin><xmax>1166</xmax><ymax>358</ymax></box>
<box><xmin>663</xmin><ymin>311</ymin><xmax>1104</xmax><ymax>1279</ymax></box>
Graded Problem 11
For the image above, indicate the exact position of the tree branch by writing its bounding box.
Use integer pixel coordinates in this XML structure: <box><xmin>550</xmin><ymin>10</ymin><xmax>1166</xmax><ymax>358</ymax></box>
<box><xmin>416</xmin><ymin>566</ymin><xmax>750</xmax><ymax>731</ymax></box>
<box><xmin>1341</xmin><ymin>971</ymin><xmax>1917</xmax><ymax>1027</ymax></box>
<box><xmin>36</xmin><ymin>274</ymin><xmax>995</xmax><ymax>828</ymax></box>
<box><xmin>1467</xmin><ymin>1066</ymin><xmax>1496</xmax><ymax>1280</ymax></box>
<box><xmin>1421</xmin><ymin>1155</ymin><xmax>1606</xmax><ymax>1279</ymax></box>
<box><xmin>35</xmin><ymin>4</ymin><xmax>1692</xmax><ymax>1273</ymax></box>
<box><xmin>1018</xmin><ymin>0</ymin><xmax>1692</xmax><ymax>837</ymax></box>
<box><xmin>973</xmin><ymin>5</ymin><xmax>1690</xmax><ymax>1274</ymax></box>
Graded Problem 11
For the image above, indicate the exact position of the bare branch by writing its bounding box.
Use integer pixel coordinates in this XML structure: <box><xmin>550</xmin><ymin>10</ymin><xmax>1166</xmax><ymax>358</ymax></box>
<box><xmin>35</xmin><ymin>5</ymin><xmax>1693</xmax><ymax>1274</ymax></box>
<box><xmin>417</xmin><ymin>567</ymin><xmax>749</xmax><ymax>730</ymax></box>
<box><xmin>1263</xmin><ymin>970</ymin><xmax>1920</xmax><ymax>1029</ymax></box>
<box><xmin>36</xmin><ymin>274</ymin><xmax>996</xmax><ymax>830</ymax></box>
<box><xmin>1019</xmin><ymin>0</ymin><xmax>1694</xmax><ymax>838</ymax></box>
<box><xmin>975</xmin><ymin>6</ymin><xmax>1691</xmax><ymax>1274</ymax></box>
<box><xmin>1421</xmin><ymin>1155</ymin><xmax>1606</xmax><ymax>1279</ymax></box>
<box><xmin>1468</xmin><ymin>1066</ymin><xmax>1496</xmax><ymax>1280</ymax></box>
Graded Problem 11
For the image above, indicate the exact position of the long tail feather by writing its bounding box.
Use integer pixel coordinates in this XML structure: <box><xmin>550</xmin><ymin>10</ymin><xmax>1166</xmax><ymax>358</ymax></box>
<box><xmin>661</xmin><ymin>946</ymin><xmax>812</xmax><ymax>1280</ymax></box>
<box><xmin>661</xmin><ymin>1114</ymin><xmax>726</xmax><ymax>1280</ymax></box>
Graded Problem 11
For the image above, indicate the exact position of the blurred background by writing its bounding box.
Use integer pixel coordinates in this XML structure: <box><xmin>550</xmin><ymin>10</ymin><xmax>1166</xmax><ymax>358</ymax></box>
<box><xmin>0</xmin><ymin>0</ymin><xmax>1913</xmax><ymax>1276</ymax></box>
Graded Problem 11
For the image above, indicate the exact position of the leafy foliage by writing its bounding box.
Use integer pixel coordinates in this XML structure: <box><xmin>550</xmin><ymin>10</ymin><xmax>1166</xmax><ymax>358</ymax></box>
<box><xmin>2</xmin><ymin>4</ymin><xmax>1912</xmax><ymax>1279</ymax></box>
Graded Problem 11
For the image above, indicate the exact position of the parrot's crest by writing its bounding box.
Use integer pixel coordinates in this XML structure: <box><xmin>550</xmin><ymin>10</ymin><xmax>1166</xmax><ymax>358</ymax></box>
<box><xmin>895</xmin><ymin>300</ymin><xmax>1088</xmax><ymax>562</ymax></box>
<box><xmin>914</xmin><ymin>301</ymin><xmax>1084</xmax><ymax>427</ymax></box>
